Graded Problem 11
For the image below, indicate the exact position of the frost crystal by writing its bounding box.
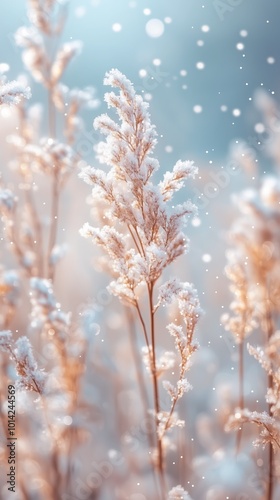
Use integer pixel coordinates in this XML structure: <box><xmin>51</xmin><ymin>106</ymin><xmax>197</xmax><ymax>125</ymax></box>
<box><xmin>14</xmin><ymin>336</ymin><xmax>46</xmax><ymax>394</ymax></box>
<box><xmin>0</xmin><ymin>189</ymin><xmax>17</xmax><ymax>213</ymax></box>
<box><xmin>0</xmin><ymin>331</ymin><xmax>46</xmax><ymax>394</ymax></box>
<box><xmin>0</xmin><ymin>330</ymin><xmax>13</xmax><ymax>352</ymax></box>
<box><xmin>30</xmin><ymin>277</ymin><xmax>71</xmax><ymax>338</ymax></box>
<box><xmin>0</xmin><ymin>80</ymin><xmax>31</xmax><ymax>106</ymax></box>
<box><xmin>168</xmin><ymin>484</ymin><xmax>193</xmax><ymax>499</ymax></box>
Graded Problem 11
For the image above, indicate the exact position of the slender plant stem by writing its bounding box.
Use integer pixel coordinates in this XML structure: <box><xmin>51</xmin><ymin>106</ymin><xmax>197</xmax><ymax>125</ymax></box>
<box><xmin>264</xmin><ymin>287</ymin><xmax>274</xmax><ymax>500</ymax></box>
<box><xmin>18</xmin><ymin>104</ymin><xmax>44</xmax><ymax>276</ymax></box>
<box><xmin>47</xmin><ymin>86</ymin><xmax>60</xmax><ymax>281</ymax></box>
<box><xmin>135</xmin><ymin>301</ymin><xmax>150</xmax><ymax>349</ymax></box>
<box><xmin>236</xmin><ymin>340</ymin><xmax>244</xmax><ymax>453</ymax></box>
<box><xmin>126</xmin><ymin>307</ymin><xmax>151</xmax><ymax>428</ymax></box>
<box><xmin>134</xmin><ymin>299</ymin><xmax>164</xmax><ymax>499</ymax></box>
<box><xmin>48</xmin><ymin>86</ymin><xmax>56</xmax><ymax>139</ymax></box>
<box><xmin>41</xmin><ymin>400</ymin><xmax>61</xmax><ymax>500</ymax></box>
<box><xmin>267</xmin><ymin>367</ymin><xmax>273</xmax><ymax>500</ymax></box>
<box><xmin>10</xmin><ymin>223</ymin><xmax>31</xmax><ymax>277</ymax></box>
<box><xmin>125</xmin><ymin>307</ymin><xmax>161</xmax><ymax>498</ymax></box>
<box><xmin>65</xmin><ymin>417</ymin><xmax>75</xmax><ymax>493</ymax></box>
<box><xmin>25</xmin><ymin>189</ymin><xmax>44</xmax><ymax>276</ymax></box>
<box><xmin>162</xmin><ymin>399</ymin><xmax>177</xmax><ymax>438</ymax></box>
<box><xmin>148</xmin><ymin>282</ymin><xmax>166</xmax><ymax>498</ymax></box>
<box><xmin>47</xmin><ymin>173</ymin><xmax>59</xmax><ymax>280</ymax></box>
<box><xmin>160</xmin><ymin>364</ymin><xmax>185</xmax><ymax>441</ymax></box>
<box><xmin>267</xmin><ymin>399</ymin><xmax>273</xmax><ymax>500</ymax></box>
<box><xmin>128</xmin><ymin>225</ymin><xmax>142</xmax><ymax>256</ymax></box>
<box><xmin>135</xmin><ymin>226</ymin><xmax>145</xmax><ymax>256</ymax></box>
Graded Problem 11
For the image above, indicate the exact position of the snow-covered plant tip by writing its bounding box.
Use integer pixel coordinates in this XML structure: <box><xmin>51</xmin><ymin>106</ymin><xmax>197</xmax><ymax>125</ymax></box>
<box><xmin>0</xmin><ymin>64</ymin><xmax>31</xmax><ymax>106</ymax></box>
<box><xmin>168</xmin><ymin>484</ymin><xmax>193</xmax><ymax>500</ymax></box>
<box><xmin>0</xmin><ymin>330</ymin><xmax>46</xmax><ymax>394</ymax></box>
<box><xmin>80</xmin><ymin>68</ymin><xmax>201</xmax><ymax>496</ymax></box>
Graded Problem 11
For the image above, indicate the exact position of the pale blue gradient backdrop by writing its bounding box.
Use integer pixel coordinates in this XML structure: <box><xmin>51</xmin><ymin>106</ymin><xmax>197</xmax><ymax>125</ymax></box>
<box><xmin>0</xmin><ymin>0</ymin><xmax>279</xmax><ymax>166</ymax></box>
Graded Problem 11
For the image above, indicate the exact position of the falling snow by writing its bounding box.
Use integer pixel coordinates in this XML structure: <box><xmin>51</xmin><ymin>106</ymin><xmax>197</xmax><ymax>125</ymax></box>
<box><xmin>145</xmin><ymin>18</ymin><xmax>165</xmax><ymax>38</ymax></box>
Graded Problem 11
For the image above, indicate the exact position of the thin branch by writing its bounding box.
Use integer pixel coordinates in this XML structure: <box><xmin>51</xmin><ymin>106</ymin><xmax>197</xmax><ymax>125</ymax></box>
<box><xmin>134</xmin><ymin>300</ymin><xmax>150</xmax><ymax>349</ymax></box>
<box><xmin>264</xmin><ymin>283</ymin><xmax>275</xmax><ymax>500</ymax></box>
<box><xmin>236</xmin><ymin>340</ymin><xmax>244</xmax><ymax>454</ymax></box>
<box><xmin>24</xmin><ymin>188</ymin><xmax>44</xmax><ymax>276</ymax></box>
<box><xmin>148</xmin><ymin>281</ymin><xmax>166</xmax><ymax>498</ymax></box>
<box><xmin>47</xmin><ymin>172</ymin><xmax>59</xmax><ymax>280</ymax></box>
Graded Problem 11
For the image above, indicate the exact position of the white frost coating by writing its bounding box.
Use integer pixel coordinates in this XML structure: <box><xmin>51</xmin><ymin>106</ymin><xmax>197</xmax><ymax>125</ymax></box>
<box><xmin>0</xmin><ymin>80</ymin><xmax>31</xmax><ymax>106</ymax></box>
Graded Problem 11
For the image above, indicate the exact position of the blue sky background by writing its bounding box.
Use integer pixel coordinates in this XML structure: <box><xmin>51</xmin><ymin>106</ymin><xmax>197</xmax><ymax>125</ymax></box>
<box><xmin>0</xmin><ymin>0</ymin><xmax>279</xmax><ymax>168</ymax></box>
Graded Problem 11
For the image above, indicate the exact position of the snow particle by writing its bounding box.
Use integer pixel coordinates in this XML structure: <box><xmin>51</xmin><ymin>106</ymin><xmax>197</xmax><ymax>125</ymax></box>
<box><xmin>232</xmin><ymin>108</ymin><xmax>241</xmax><ymax>117</ymax></box>
<box><xmin>143</xmin><ymin>8</ymin><xmax>151</xmax><ymax>15</ymax></box>
<box><xmin>139</xmin><ymin>69</ymin><xmax>147</xmax><ymax>78</ymax></box>
<box><xmin>75</xmin><ymin>6</ymin><xmax>86</xmax><ymax>18</ymax></box>
<box><xmin>146</xmin><ymin>19</ymin><xmax>165</xmax><ymax>38</ymax></box>
<box><xmin>192</xmin><ymin>217</ymin><xmax>201</xmax><ymax>227</ymax></box>
<box><xmin>112</xmin><ymin>23</ymin><xmax>122</xmax><ymax>32</ymax></box>
<box><xmin>236</xmin><ymin>43</ymin><xmax>244</xmax><ymax>51</ymax></box>
<box><xmin>193</xmin><ymin>105</ymin><xmax>203</xmax><ymax>113</ymax></box>
<box><xmin>1</xmin><ymin>107</ymin><xmax>12</xmax><ymax>118</ymax></box>
<box><xmin>153</xmin><ymin>58</ymin><xmax>161</xmax><ymax>66</ymax></box>
<box><xmin>196</xmin><ymin>62</ymin><xmax>205</xmax><ymax>70</ymax></box>
<box><xmin>254</xmin><ymin>123</ymin><xmax>265</xmax><ymax>134</ymax></box>
<box><xmin>63</xmin><ymin>416</ymin><xmax>73</xmax><ymax>426</ymax></box>
<box><xmin>202</xmin><ymin>254</ymin><xmax>212</xmax><ymax>263</ymax></box>
<box><xmin>201</xmin><ymin>25</ymin><xmax>210</xmax><ymax>32</ymax></box>
<box><xmin>0</xmin><ymin>63</ymin><xmax>10</xmax><ymax>73</ymax></box>
<box><xmin>240</xmin><ymin>30</ymin><xmax>248</xmax><ymax>37</ymax></box>
<box><xmin>267</xmin><ymin>57</ymin><xmax>275</xmax><ymax>64</ymax></box>
<box><xmin>180</xmin><ymin>69</ymin><xmax>187</xmax><ymax>76</ymax></box>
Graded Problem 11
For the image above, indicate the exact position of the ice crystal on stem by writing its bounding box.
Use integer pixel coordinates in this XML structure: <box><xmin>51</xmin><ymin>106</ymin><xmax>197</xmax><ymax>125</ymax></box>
<box><xmin>30</xmin><ymin>277</ymin><xmax>71</xmax><ymax>339</ymax></box>
<box><xmin>157</xmin><ymin>280</ymin><xmax>201</xmax><ymax>435</ymax></box>
<box><xmin>0</xmin><ymin>330</ymin><xmax>46</xmax><ymax>394</ymax></box>
<box><xmin>0</xmin><ymin>188</ymin><xmax>17</xmax><ymax>214</ymax></box>
<box><xmin>221</xmin><ymin>251</ymin><xmax>259</xmax><ymax>345</ymax></box>
<box><xmin>0</xmin><ymin>330</ymin><xmax>13</xmax><ymax>352</ymax></box>
<box><xmin>168</xmin><ymin>484</ymin><xmax>193</xmax><ymax>500</ymax></box>
<box><xmin>226</xmin><ymin>408</ymin><xmax>280</xmax><ymax>451</ymax></box>
<box><xmin>0</xmin><ymin>80</ymin><xmax>31</xmax><ymax>106</ymax></box>
<box><xmin>227</xmin><ymin>332</ymin><xmax>280</xmax><ymax>452</ymax></box>
<box><xmin>51</xmin><ymin>40</ymin><xmax>83</xmax><ymax>85</ymax></box>
<box><xmin>0</xmin><ymin>63</ymin><xmax>31</xmax><ymax>106</ymax></box>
